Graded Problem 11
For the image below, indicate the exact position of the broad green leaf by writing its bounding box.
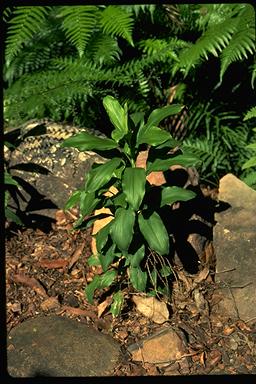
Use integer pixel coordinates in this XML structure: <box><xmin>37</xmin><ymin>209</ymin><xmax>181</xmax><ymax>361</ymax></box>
<box><xmin>130</xmin><ymin>245</ymin><xmax>145</xmax><ymax>267</ymax></box>
<box><xmin>4</xmin><ymin>172</ymin><xmax>19</xmax><ymax>186</ymax></box>
<box><xmin>98</xmin><ymin>244</ymin><xmax>116</xmax><ymax>272</ymax></box>
<box><xmin>87</xmin><ymin>254</ymin><xmax>101</xmax><ymax>266</ymax></box>
<box><xmin>242</xmin><ymin>156</ymin><xmax>256</xmax><ymax>169</ymax></box>
<box><xmin>85</xmin><ymin>158</ymin><xmax>122</xmax><ymax>192</ymax></box>
<box><xmin>99</xmin><ymin>269</ymin><xmax>117</xmax><ymax>289</ymax></box>
<box><xmin>5</xmin><ymin>191</ymin><xmax>9</xmax><ymax>208</ymax></box>
<box><xmin>62</xmin><ymin>131</ymin><xmax>118</xmax><ymax>151</ymax></box>
<box><xmin>149</xmin><ymin>267</ymin><xmax>158</xmax><ymax>287</ymax></box>
<box><xmin>110</xmin><ymin>291</ymin><xmax>124</xmax><ymax>317</ymax></box>
<box><xmin>136</xmin><ymin>126</ymin><xmax>171</xmax><ymax>147</ymax></box>
<box><xmin>80</xmin><ymin>191</ymin><xmax>100</xmax><ymax>216</ymax></box>
<box><xmin>64</xmin><ymin>190</ymin><xmax>81</xmax><ymax>211</ymax></box>
<box><xmin>138</xmin><ymin>211</ymin><xmax>169</xmax><ymax>255</ymax></box>
<box><xmin>147</xmin><ymin>104</ymin><xmax>184</xmax><ymax>129</ymax></box>
<box><xmin>136</xmin><ymin>104</ymin><xmax>183</xmax><ymax>145</ymax></box>
<box><xmin>103</xmin><ymin>95</ymin><xmax>128</xmax><ymax>142</ymax></box>
<box><xmin>85</xmin><ymin>275</ymin><xmax>101</xmax><ymax>304</ymax></box>
<box><xmin>147</xmin><ymin>153</ymin><xmax>201</xmax><ymax>173</ymax></box>
<box><xmin>129</xmin><ymin>266</ymin><xmax>147</xmax><ymax>291</ymax></box>
<box><xmin>110</xmin><ymin>207</ymin><xmax>135</xmax><ymax>251</ymax></box>
<box><xmin>5</xmin><ymin>206</ymin><xmax>23</xmax><ymax>225</ymax></box>
<box><xmin>95</xmin><ymin>220</ymin><xmax>113</xmax><ymax>252</ymax></box>
<box><xmin>122</xmin><ymin>167</ymin><xmax>146</xmax><ymax>211</ymax></box>
<box><xmin>161</xmin><ymin>186</ymin><xmax>196</xmax><ymax>207</ymax></box>
<box><xmin>112</xmin><ymin>192</ymin><xmax>127</xmax><ymax>208</ymax></box>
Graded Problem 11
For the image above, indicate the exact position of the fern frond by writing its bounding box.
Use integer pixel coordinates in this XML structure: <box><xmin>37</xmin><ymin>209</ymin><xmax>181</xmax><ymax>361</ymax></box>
<box><xmin>241</xmin><ymin>171</ymin><xmax>256</xmax><ymax>188</ymax></box>
<box><xmin>85</xmin><ymin>33</ymin><xmax>121</xmax><ymax>65</ymax></box>
<box><xmin>59</xmin><ymin>6</ymin><xmax>99</xmax><ymax>58</ymax></box>
<box><xmin>100</xmin><ymin>6</ymin><xmax>134</xmax><ymax>46</ymax></box>
<box><xmin>176</xmin><ymin>18</ymin><xmax>237</xmax><ymax>75</ymax></box>
<box><xmin>244</xmin><ymin>106</ymin><xmax>256</xmax><ymax>121</ymax></box>
<box><xmin>219</xmin><ymin>4</ymin><xmax>255</xmax><ymax>82</ymax></box>
<box><xmin>5</xmin><ymin>6</ymin><xmax>50</xmax><ymax>66</ymax></box>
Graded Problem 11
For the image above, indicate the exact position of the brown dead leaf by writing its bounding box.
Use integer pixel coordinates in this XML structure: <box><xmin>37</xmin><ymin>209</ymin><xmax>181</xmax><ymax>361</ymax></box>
<box><xmin>11</xmin><ymin>273</ymin><xmax>48</xmax><ymax>298</ymax></box>
<box><xmin>236</xmin><ymin>320</ymin><xmax>252</xmax><ymax>332</ymax></box>
<box><xmin>132</xmin><ymin>296</ymin><xmax>169</xmax><ymax>324</ymax></box>
<box><xmin>194</xmin><ymin>267</ymin><xmax>209</xmax><ymax>284</ymax></box>
<box><xmin>97</xmin><ymin>297</ymin><xmax>112</xmax><ymax>318</ymax></box>
<box><xmin>68</xmin><ymin>241</ymin><xmax>86</xmax><ymax>270</ymax></box>
<box><xmin>207</xmin><ymin>349</ymin><xmax>222</xmax><ymax>367</ymax></box>
<box><xmin>62</xmin><ymin>305</ymin><xmax>97</xmax><ymax>319</ymax></box>
<box><xmin>55</xmin><ymin>210</ymin><xmax>68</xmax><ymax>225</ymax></box>
<box><xmin>8</xmin><ymin>302</ymin><xmax>22</xmax><ymax>313</ymax></box>
<box><xmin>40</xmin><ymin>296</ymin><xmax>60</xmax><ymax>311</ymax></box>
<box><xmin>39</xmin><ymin>258</ymin><xmax>69</xmax><ymax>269</ymax></box>
<box><xmin>223</xmin><ymin>325</ymin><xmax>236</xmax><ymax>336</ymax></box>
<box><xmin>199</xmin><ymin>351</ymin><xmax>206</xmax><ymax>367</ymax></box>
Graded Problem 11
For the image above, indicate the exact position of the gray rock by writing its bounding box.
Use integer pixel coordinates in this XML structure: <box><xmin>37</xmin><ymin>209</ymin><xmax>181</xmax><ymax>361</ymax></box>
<box><xmin>213</xmin><ymin>174</ymin><xmax>256</xmax><ymax>322</ymax></box>
<box><xmin>7</xmin><ymin>315</ymin><xmax>120</xmax><ymax>377</ymax></box>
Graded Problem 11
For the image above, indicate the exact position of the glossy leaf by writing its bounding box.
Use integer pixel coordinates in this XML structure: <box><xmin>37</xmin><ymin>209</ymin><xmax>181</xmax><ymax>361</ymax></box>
<box><xmin>110</xmin><ymin>207</ymin><xmax>135</xmax><ymax>251</ymax></box>
<box><xmin>161</xmin><ymin>186</ymin><xmax>196</xmax><ymax>207</ymax></box>
<box><xmin>64</xmin><ymin>190</ymin><xmax>81</xmax><ymax>211</ymax></box>
<box><xmin>62</xmin><ymin>131</ymin><xmax>118</xmax><ymax>151</ymax></box>
<box><xmin>122</xmin><ymin>167</ymin><xmax>146</xmax><ymax>211</ymax></box>
<box><xmin>147</xmin><ymin>153</ymin><xmax>201</xmax><ymax>173</ymax></box>
<box><xmin>95</xmin><ymin>220</ymin><xmax>113</xmax><ymax>252</ymax></box>
<box><xmin>85</xmin><ymin>158</ymin><xmax>122</xmax><ymax>192</ymax></box>
<box><xmin>110</xmin><ymin>290</ymin><xmax>124</xmax><ymax>317</ymax></box>
<box><xmin>98</xmin><ymin>244</ymin><xmax>116</xmax><ymax>272</ymax></box>
<box><xmin>103</xmin><ymin>95</ymin><xmax>128</xmax><ymax>142</ymax></box>
<box><xmin>129</xmin><ymin>266</ymin><xmax>147</xmax><ymax>291</ymax></box>
<box><xmin>136</xmin><ymin>126</ymin><xmax>171</xmax><ymax>147</ymax></box>
<box><xmin>99</xmin><ymin>269</ymin><xmax>117</xmax><ymax>289</ymax></box>
<box><xmin>85</xmin><ymin>275</ymin><xmax>101</xmax><ymax>304</ymax></box>
<box><xmin>80</xmin><ymin>190</ymin><xmax>100</xmax><ymax>216</ymax></box>
<box><xmin>130</xmin><ymin>245</ymin><xmax>145</xmax><ymax>267</ymax></box>
<box><xmin>138</xmin><ymin>211</ymin><xmax>169</xmax><ymax>255</ymax></box>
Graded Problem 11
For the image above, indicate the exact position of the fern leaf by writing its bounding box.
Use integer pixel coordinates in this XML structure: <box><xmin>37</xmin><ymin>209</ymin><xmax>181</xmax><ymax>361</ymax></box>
<box><xmin>85</xmin><ymin>33</ymin><xmax>121</xmax><ymax>65</ymax></box>
<box><xmin>100</xmin><ymin>6</ymin><xmax>134</xmax><ymax>46</ymax></box>
<box><xmin>244</xmin><ymin>106</ymin><xmax>256</xmax><ymax>121</ymax></box>
<box><xmin>59</xmin><ymin>6</ymin><xmax>99</xmax><ymax>58</ymax></box>
<box><xmin>5</xmin><ymin>6</ymin><xmax>50</xmax><ymax>66</ymax></box>
<box><xmin>219</xmin><ymin>5</ymin><xmax>255</xmax><ymax>82</ymax></box>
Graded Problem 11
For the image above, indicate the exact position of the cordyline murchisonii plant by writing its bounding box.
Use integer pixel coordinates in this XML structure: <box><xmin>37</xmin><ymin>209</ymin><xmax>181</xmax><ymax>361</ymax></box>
<box><xmin>62</xmin><ymin>95</ymin><xmax>200</xmax><ymax>316</ymax></box>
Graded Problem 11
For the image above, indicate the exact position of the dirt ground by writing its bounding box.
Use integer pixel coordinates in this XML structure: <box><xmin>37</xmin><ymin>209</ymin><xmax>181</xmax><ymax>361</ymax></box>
<box><xmin>6</xmin><ymin>207</ymin><xmax>256</xmax><ymax>376</ymax></box>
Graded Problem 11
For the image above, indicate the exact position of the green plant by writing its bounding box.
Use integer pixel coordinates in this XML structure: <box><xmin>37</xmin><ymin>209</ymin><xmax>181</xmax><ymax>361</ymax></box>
<box><xmin>62</xmin><ymin>95</ymin><xmax>200</xmax><ymax>316</ymax></box>
<box><xmin>241</xmin><ymin>106</ymin><xmax>256</xmax><ymax>189</ymax></box>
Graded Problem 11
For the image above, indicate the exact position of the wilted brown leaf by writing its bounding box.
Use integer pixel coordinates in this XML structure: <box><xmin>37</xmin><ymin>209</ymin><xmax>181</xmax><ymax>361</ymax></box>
<box><xmin>11</xmin><ymin>273</ymin><xmax>48</xmax><ymax>298</ymax></box>
<box><xmin>62</xmin><ymin>305</ymin><xmax>97</xmax><ymax>319</ymax></box>
<box><xmin>39</xmin><ymin>258</ymin><xmax>69</xmax><ymax>269</ymax></box>
<box><xmin>132</xmin><ymin>296</ymin><xmax>169</xmax><ymax>324</ymax></box>
<box><xmin>97</xmin><ymin>297</ymin><xmax>112</xmax><ymax>318</ymax></box>
<box><xmin>68</xmin><ymin>241</ymin><xmax>86</xmax><ymax>270</ymax></box>
<box><xmin>40</xmin><ymin>296</ymin><xmax>60</xmax><ymax>311</ymax></box>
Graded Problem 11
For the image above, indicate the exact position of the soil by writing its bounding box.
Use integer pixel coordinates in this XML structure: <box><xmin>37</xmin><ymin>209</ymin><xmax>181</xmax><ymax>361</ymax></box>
<box><xmin>5</xmin><ymin>204</ymin><xmax>256</xmax><ymax>376</ymax></box>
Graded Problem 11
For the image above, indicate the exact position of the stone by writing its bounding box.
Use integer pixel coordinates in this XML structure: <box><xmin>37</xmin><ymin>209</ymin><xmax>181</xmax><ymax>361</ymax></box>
<box><xmin>7</xmin><ymin>315</ymin><xmax>120</xmax><ymax>377</ymax></box>
<box><xmin>127</xmin><ymin>328</ymin><xmax>186</xmax><ymax>365</ymax></box>
<box><xmin>213</xmin><ymin>174</ymin><xmax>256</xmax><ymax>322</ymax></box>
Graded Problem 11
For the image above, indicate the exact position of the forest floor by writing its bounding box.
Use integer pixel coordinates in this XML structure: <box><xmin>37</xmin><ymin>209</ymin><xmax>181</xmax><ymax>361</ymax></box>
<box><xmin>6</xmin><ymin>208</ymin><xmax>256</xmax><ymax>376</ymax></box>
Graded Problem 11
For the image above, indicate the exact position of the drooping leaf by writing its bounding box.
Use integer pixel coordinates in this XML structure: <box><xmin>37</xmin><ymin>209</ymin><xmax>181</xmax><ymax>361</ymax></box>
<box><xmin>122</xmin><ymin>167</ymin><xmax>146</xmax><ymax>211</ymax></box>
<box><xmin>95</xmin><ymin>220</ymin><xmax>113</xmax><ymax>252</ymax></box>
<box><xmin>80</xmin><ymin>191</ymin><xmax>100</xmax><ymax>216</ymax></box>
<box><xmin>99</xmin><ymin>269</ymin><xmax>117</xmax><ymax>289</ymax></box>
<box><xmin>103</xmin><ymin>95</ymin><xmax>128</xmax><ymax>142</ymax></box>
<box><xmin>64</xmin><ymin>190</ymin><xmax>82</xmax><ymax>211</ymax></box>
<box><xmin>242</xmin><ymin>156</ymin><xmax>256</xmax><ymax>170</ymax></box>
<box><xmin>130</xmin><ymin>245</ymin><xmax>145</xmax><ymax>268</ymax></box>
<box><xmin>98</xmin><ymin>244</ymin><xmax>116</xmax><ymax>272</ymax></box>
<box><xmin>5</xmin><ymin>206</ymin><xmax>23</xmax><ymax>225</ymax></box>
<box><xmin>110</xmin><ymin>207</ymin><xmax>135</xmax><ymax>251</ymax></box>
<box><xmin>136</xmin><ymin>126</ymin><xmax>171</xmax><ymax>147</ymax></box>
<box><xmin>147</xmin><ymin>153</ymin><xmax>201</xmax><ymax>173</ymax></box>
<box><xmin>161</xmin><ymin>186</ymin><xmax>196</xmax><ymax>207</ymax></box>
<box><xmin>4</xmin><ymin>172</ymin><xmax>19</xmax><ymax>186</ymax></box>
<box><xmin>138</xmin><ymin>211</ymin><xmax>169</xmax><ymax>255</ymax></box>
<box><xmin>62</xmin><ymin>131</ymin><xmax>118</xmax><ymax>151</ymax></box>
<box><xmin>129</xmin><ymin>266</ymin><xmax>147</xmax><ymax>291</ymax></box>
<box><xmin>85</xmin><ymin>275</ymin><xmax>101</xmax><ymax>304</ymax></box>
<box><xmin>110</xmin><ymin>290</ymin><xmax>124</xmax><ymax>317</ymax></box>
<box><xmin>85</xmin><ymin>158</ymin><xmax>122</xmax><ymax>193</ymax></box>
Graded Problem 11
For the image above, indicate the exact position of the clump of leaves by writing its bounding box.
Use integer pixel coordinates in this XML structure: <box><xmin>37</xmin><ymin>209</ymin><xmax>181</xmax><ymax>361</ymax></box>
<box><xmin>63</xmin><ymin>95</ymin><xmax>200</xmax><ymax>316</ymax></box>
<box><xmin>241</xmin><ymin>106</ymin><xmax>256</xmax><ymax>189</ymax></box>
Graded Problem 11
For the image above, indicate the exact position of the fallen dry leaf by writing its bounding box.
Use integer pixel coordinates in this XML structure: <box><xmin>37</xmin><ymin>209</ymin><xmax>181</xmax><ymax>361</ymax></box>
<box><xmin>223</xmin><ymin>325</ymin><xmax>236</xmax><ymax>336</ymax></box>
<box><xmin>194</xmin><ymin>267</ymin><xmax>209</xmax><ymax>284</ymax></box>
<box><xmin>207</xmin><ymin>349</ymin><xmax>222</xmax><ymax>367</ymax></box>
<box><xmin>68</xmin><ymin>241</ymin><xmax>86</xmax><ymax>270</ymax></box>
<box><xmin>40</xmin><ymin>296</ymin><xmax>60</xmax><ymax>311</ymax></box>
<box><xmin>132</xmin><ymin>295</ymin><xmax>169</xmax><ymax>324</ymax></box>
<box><xmin>38</xmin><ymin>258</ymin><xmax>69</xmax><ymax>269</ymax></box>
<box><xmin>97</xmin><ymin>297</ymin><xmax>112</xmax><ymax>318</ymax></box>
<box><xmin>11</xmin><ymin>273</ymin><xmax>48</xmax><ymax>298</ymax></box>
<box><xmin>62</xmin><ymin>305</ymin><xmax>97</xmax><ymax>319</ymax></box>
<box><xmin>236</xmin><ymin>320</ymin><xmax>252</xmax><ymax>332</ymax></box>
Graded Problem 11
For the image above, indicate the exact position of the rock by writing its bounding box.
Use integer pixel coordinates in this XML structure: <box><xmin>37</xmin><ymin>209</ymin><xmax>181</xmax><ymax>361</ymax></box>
<box><xmin>213</xmin><ymin>174</ymin><xmax>256</xmax><ymax>322</ymax></box>
<box><xmin>127</xmin><ymin>328</ymin><xmax>186</xmax><ymax>365</ymax></box>
<box><xmin>132</xmin><ymin>296</ymin><xmax>169</xmax><ymax>324</ymax></box>
<box><xmin>7</xmin><ymin>315</ymin><xmax>120</xmax><ymax>377</ymax></box>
